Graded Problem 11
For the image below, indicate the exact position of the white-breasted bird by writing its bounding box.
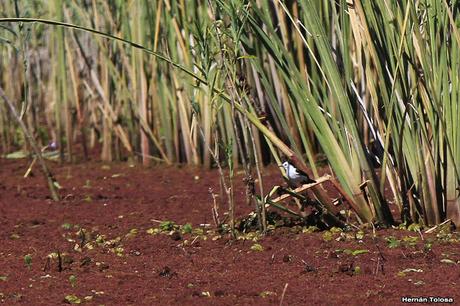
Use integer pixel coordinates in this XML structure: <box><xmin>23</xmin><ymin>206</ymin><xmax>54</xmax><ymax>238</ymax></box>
<box><xmin>280</xmin><ymin>161</ymin><xmax>316</xmax><ymax>185</ymax></box>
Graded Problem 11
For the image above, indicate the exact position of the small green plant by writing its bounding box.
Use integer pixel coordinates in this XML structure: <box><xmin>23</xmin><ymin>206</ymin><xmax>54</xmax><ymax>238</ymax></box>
<box><xmin>355</xmin><ymin>231</ymin><xmax>365</xmax><ymax>240</ymax></box>
<box><xmin>385</xmin><ymin>236</ymin><xmax>401</xmax><ymax>249</ymax></box>
<box><xmin>407</xmin><ymin>223</ymin><xmax>422</xmax><ymax>232</ymax></box>
<box><xmin>125</xmin><ymin>228</ymin><xmax>138</xmax><ymax>239</ymax></box>
<box><xmin>24</xmin><ymin>254</ymin><xmax>32</xmax><ymax>269</ymax></box>
<box><xmin>322</xmin><ymin>231</ymin><xmax>333</xmax><ymax>242</ymax></box>
<box><xmin>424</xmin><ymin>240</ymin><xmax>433</xmax><ymax>252</ymax></box>
<box><xmin>250</xmin><ymin>243</ymin><xmax>263</xmax><ymax>252</ymax></box>
<box><xmin>330</xmin><ymin>227</ymin><xmax>343</xmax><ymax>234</ymax></box>
<box><xmin>83</xmin><ymin>180</ymin><xmax>91</xmax><ymax>188</ymax></box>
<box><xmin>343</xmin><ymin>249</ymin><xmax>369</xmax><ymax>256</ymax></box>
<box><xmin>69</xmin><ymin>275</ymin><xmax>77</xmax><ymax>288</ymax></box>
<box><xmin>146</xmin><ymin>228</ymin><xmax>159</xmax><ymax>235</ymax></box>
<box><xmin>182</xmin><ymin>223</ymin><xmax>193</xmax><ymax>234</ymax></box>
<box><xmin>159</xmin><ymin>221</ymin><xmax>176</xmax><ymax>231</ymax></box>
<box><xmin>302</xmin><ymin>226</ymin><xmax>319</xmax><ymax>233</ymax></box>
<box><xmin>260</xmin><ymin>291</ymin><xmax>277</xmax><ymax>298</ymax></box>
<box><xmin>62</xmin><ymin>223</ymin><xmax>72</xmax><ymax>230</ymax></box>
<box><xmin>402</xmin><ymin>236</ymin><xmax>419</xmax><ymax>247</ymax></box>
<box><xmin>113</xmin><ymin>247</ymin><xmax>124</xmax><ymax>257</ymax></box>
<box><xmin>64</xmin><ymin>294</ymin><xmax>81</xmax><ymax>304</ymax></box>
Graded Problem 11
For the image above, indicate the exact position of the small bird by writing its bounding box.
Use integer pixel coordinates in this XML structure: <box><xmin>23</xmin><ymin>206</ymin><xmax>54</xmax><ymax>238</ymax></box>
<box><xmin>280</xmin><ymin>161</ymin><xmax>316</xmax><ymax>185</ymax></box>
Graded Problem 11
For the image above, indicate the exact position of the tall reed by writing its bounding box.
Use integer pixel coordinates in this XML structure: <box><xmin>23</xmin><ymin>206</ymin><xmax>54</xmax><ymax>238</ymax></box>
<box><xmin>0</xmin><ymin>0</ymin><xmax>458</xmax><ymax>227</ymax></box>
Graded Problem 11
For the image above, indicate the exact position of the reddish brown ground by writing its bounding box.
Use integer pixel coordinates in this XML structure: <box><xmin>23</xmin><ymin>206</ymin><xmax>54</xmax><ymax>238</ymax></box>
<box><xmin>0</xmin><ymin>158</ymin><xmax>459</xmax><ymax>305</ymax></box>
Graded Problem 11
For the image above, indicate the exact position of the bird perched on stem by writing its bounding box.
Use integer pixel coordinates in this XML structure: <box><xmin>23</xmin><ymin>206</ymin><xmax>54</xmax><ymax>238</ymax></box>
<box><xmin>280</xmin><ymin>161</ymin><xmax>316</xmax><ymax>185</ymax></box>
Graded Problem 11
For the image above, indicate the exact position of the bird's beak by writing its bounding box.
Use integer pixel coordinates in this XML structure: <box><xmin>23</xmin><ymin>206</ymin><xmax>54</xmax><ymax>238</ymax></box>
<box><xmin>278</xmin><ymin>164</ymin><xmax>283</xmax><ymax>168</ymax></box>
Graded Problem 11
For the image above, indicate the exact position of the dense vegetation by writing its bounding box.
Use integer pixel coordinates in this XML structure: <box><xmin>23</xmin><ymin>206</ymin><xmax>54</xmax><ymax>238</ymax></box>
<box><xmin>0</xmin><ymin>0</ymin><xmax>459</xmax><ymax>228</ymax></box>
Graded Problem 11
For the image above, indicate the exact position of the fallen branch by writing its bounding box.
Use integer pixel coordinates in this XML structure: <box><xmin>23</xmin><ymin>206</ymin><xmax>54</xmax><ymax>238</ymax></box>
<box><xmin>424</xmin><ymin>219</ymin><xmax>452</xmax><ymax>234</ymax></box>
<box><xmin>265</xmin><ymin>174</ymin><xmax>350</xmax><ymax>227</ymax></box>
<box><xmin>271</xmin><ymin>174</ymin><xmax>331</xmax><ymax>203</ymax></box>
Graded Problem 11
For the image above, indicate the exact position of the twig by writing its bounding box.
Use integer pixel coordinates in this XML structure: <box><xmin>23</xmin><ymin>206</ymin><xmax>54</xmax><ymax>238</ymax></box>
<box><xmin>195</xmin><ymin>115</ymin><xmax>235</xmax><ymax>237</ymax></box>
<box><xmin>209</xmin><ymin>188</ymin><xmax>221</xmax><ymax>227</ymax></box>
<box><xmin>57</xmin><ymin>250</ymin><xmax>63</xmax><ymax>272</ymax></box>
<box><xmin>279</xmin><ymin>283</ymin><xmax>288</xmax><ymax>306</ymax></box>
<box><xmin>267</xmin><ymin>174</ymin><xmax>346</xmax><ymax>227</ymax></box>
<box><xmin>373</xmin><ymin>239</ymin><xmax>386</xmax><ymax>275</ymax></box>
<box><xmin>263</xmin><ymin>197</ymin><xmax>301</xmax><ymax>217</ymax></box>
<box><xmin>424</xmin><ymin>219</ymin><xmax>452</xmax><ymax>234</ymax></box>
<box><xmin>24</xmin><ymin>157</ymin><xmax>37</xmax><ymax>178</ymax></box>
<box><xmin>271</xmin><ymin>175</ymin><xmax>331</xmax><ymax>203</ymax></box>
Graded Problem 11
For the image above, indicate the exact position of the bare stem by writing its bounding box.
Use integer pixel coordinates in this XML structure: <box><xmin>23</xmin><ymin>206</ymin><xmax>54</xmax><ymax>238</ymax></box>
<box><xmin>0</xmin><ymin>86</ymin><xmax>60</xmax><ymax>201</ymax></box>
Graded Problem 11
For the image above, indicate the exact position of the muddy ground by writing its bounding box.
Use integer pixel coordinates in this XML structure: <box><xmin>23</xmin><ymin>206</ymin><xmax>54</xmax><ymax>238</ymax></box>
<box><xmin>0</xmin><ymin>158</ymin><xmax>459</xmax><ymax>305</ymax></box>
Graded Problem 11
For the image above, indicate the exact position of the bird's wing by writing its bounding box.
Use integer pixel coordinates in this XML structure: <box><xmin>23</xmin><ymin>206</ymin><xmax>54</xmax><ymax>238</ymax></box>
<box><xmin>295</xmin><ymin>167</ymin><xmax>310</xmax><ymax>178</ymax></box>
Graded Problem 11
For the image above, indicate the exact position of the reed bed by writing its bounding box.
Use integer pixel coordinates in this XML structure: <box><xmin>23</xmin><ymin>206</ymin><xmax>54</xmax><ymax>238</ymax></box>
<box><xmin>0</xmin><ymin>0</ymin><xmax>458</xmax><ymax>227</ymax></box>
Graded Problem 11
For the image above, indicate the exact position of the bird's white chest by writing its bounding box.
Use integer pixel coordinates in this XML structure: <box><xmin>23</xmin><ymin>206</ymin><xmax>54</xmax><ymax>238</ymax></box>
<box><xmin>286</xmin><ymin>165</ymin><xmax>301</xmax><ymax>180</ymax></box>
